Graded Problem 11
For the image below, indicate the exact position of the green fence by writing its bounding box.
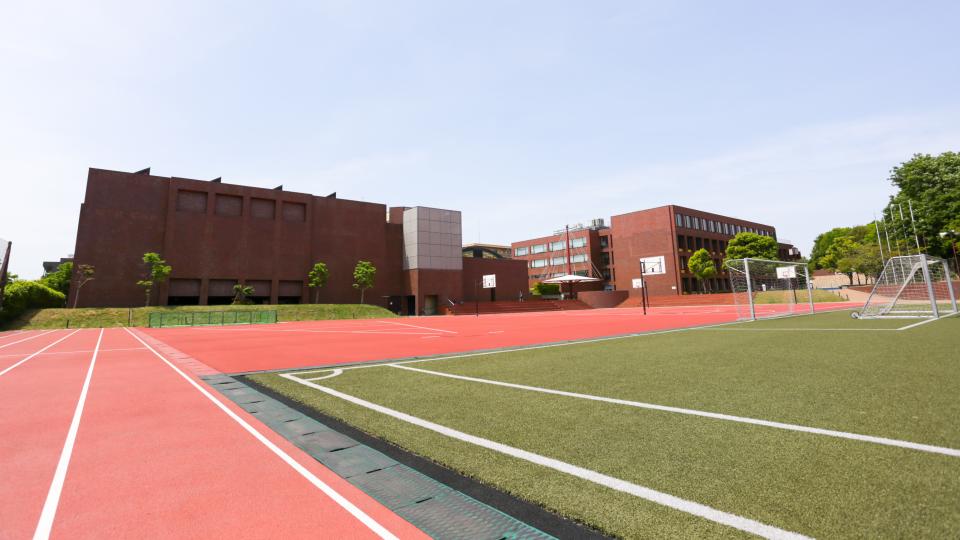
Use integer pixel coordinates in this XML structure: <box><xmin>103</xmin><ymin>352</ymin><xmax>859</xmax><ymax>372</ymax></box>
<box><xmin>147</xmin><ymin>310</ymin><xmax>278</xmax><ymax>328</ymax></box>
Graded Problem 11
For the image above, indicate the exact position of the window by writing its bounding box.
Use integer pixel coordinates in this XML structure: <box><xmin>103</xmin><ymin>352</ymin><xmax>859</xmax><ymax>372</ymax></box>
<box><xmin>215</xmin><ymin>194</ymin><xmax>242</xmax><ymax>217</ymax></box>
<box><xmin>677</xmin><ymin>235</ymin><xmax>686</xmax><ymax>250</ymax></box>
<box><xmin>514</xmin><ymin>246</ymin><xmax>529</xmax><ymax>256</ymax></box>
<box><xmin>574</xmin><ymin>270</ymin><xmax>589</xmax><ymax>277</ymax></box>
<box><xmin>723</xmin><ymin>223</ymin><xmax>729</xmax><ymax>235</ymax></box>
<box><xmin>176</xmin><ymin>190</ymin><xmax>207</xmax><ymax>213</ymax></box>
<box><xmin>695</xmin><ymin>237</ymin><xmax>702</xmax><ymax>250</ymax></box>
<box><xmin>282</xmin><ymin>201</ymin><xmax>306</xmax><ymax>222</ymax></box>
<box><xmin>600</xmin><ymin>236</ymin><xmax>609</xmax><ymax>248</ymax></box>
<box><xmin>684</xmin><ymin>215</ymin><xmax>692</xmax><ymax>228</ymax></box>
<box><xmin>551</xmin><ymin>256</ymin><xmax>567</xmax><ymax>265</ymax></box>
<box><xmin>680</xmin><ymin>256</ymin><xmax>688</xmax><ymax>271</ymax></box>
<box><xmin>531</xmin><ymin>244</ymin><xmax>547</xmax><ymax>254</ymax></box>
<box><xmin>675</xmin><ymin>214</ymin><xmax>683</xmax><ymax>227</ymax></box>
<box><xmin>530</xmin><ymin>259</ymin><xmax>547</xmax><ymax>268</ymax></box>
<box><xmin>692</xmin><ymin>218</ymin><xmax>700</xmax><ymax>230</ymax></box>
<box><xmin>571</xmin><ymin>253</ymin><xmax>588</xmax><ymax>263</ymax></box>
<box><xmin>707</xmin><ymin>220</ymin><xmax>715</xmax><ymax>232</ymax></box>
<box><xmin>251</xmin><ymin>198</ymin><xmax>275</xmax><ymax>219</ymax></box>
<box><xmin>571</xmin><ymin>237</ymin><xmax>587</xmax><ymax>248</ymax></box>
<box><xmin>550</xmin><ymin>240</ymin><xmax>566</xmax><ymax>251</ymax></box>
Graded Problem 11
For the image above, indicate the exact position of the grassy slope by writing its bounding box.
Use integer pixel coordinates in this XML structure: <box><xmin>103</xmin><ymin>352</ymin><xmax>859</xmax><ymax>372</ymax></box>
<box><xmin>4</xmin><ymin>303</ymin><xmax>395</xmax><ymax>329</ymax></box>
<box><xmin>251</xmin><ymin>312</ymin><xmax>960</xmax><ymax>538</ymax></box>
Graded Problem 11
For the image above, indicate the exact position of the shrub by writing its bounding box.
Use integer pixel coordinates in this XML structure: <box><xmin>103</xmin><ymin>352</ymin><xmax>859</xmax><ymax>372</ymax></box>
<box><xmin>0</xmin><ymin>281</ymin><xmax>66</xmax><ymax>324</ymax></box>
<box><xmin>531</xmin><ymin>282</ymin><xmax>561</xmax><ymax>295</ymax></box>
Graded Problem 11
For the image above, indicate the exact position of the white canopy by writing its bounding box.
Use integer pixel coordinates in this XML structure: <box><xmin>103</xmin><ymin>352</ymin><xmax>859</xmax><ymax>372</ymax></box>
<box><xmin>542</xmin><ymin>274</ymin><xmax>601</xmax><ymax>283</ymax></box>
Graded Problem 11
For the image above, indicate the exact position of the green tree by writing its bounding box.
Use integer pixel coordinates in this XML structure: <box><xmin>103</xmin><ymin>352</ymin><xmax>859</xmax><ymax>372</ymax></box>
<box><xmin>687</xmin><ymin>248</ymin><xmax>717</xmax><ymax>293</ymax></box>
<box><xmin>352</xmin><ymin>260</ymin><xmax>376</xmax><ymax>303</ymax></box>
<box><xmin>0</xmin><ymin>281</ymin><xmax>66</xmax><ymax>324</ymax></box>
<box><xmin>888</xmin><ymin>152</ymin><xmax>960</xmax><ymax>259</ymax></box>
<box><xmin>810</xmin><ymin>227</ymin><xmax>852</xmax><ymax>269</ymax></box>
<box><xmin>725</xmin><ymin>232</ymin><xmax>778</xmax><ymax>261</ymax></box>
<box><xmin>232</xmin><ymin>284</ymin><xmax>255</xmax><ymax>305</ymax></box>
<box><xmin>40</xmin><ymin>262</ymin><xmax>73</xmax><ymax>295</ymax></box>
<box><xmin>71</xmin><ymin>264</ymin><xmax>95</xmax><ymax>308</ymax></box>
<box><xmin>307</xmin><ymin>262</ymin><xmax>329</xmax><ymax>303</ymax></box>
<box><xmin>137</xmin><ymin>252</ymin><xmax>172</xmax><ymax>307</ymax></box>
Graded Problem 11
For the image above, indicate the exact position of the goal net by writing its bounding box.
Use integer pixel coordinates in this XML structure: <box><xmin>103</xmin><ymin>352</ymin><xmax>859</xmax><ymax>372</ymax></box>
<box><xmin>725</xmin><ymin>258</ymin><xmax>813</xmax><ymax>321</ymax></box>
<box><xmin>856</xmin><ymin>255</ymin><xmax>958</xmax><ymax>319</ymax></box>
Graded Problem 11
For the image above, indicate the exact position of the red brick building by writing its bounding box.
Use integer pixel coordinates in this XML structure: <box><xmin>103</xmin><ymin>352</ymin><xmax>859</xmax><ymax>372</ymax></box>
<box><xmin>69</xmin><ymin>168</ymin><xmax>526</xmax><ymax>313</ymax></box>
<box><xmin>511</xmin><ymin>206</ymin><xmax>800</xmax><ymax>297</ymax></box>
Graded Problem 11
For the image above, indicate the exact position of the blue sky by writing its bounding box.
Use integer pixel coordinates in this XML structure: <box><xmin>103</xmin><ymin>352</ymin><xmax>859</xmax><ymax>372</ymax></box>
<box><xmin>2</xmin><ymin>1</ymin><xmax>959</xmax><ymax>278</ymax></box>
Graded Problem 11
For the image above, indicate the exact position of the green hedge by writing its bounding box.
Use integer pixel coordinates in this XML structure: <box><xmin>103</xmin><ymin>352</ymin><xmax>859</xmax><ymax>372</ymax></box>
<box><xmin>0</xmin><ymin>281</ymin><xmax>66</xmax><ymax>324</ymax></box>
<box><xmin>531</xmin><ymin>282</ymin><xmax>561</xmax><ymax>295</ymax></box>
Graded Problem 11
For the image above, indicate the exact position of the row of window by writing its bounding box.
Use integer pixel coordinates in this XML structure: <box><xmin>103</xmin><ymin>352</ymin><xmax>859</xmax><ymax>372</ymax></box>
<box><xmin>514</xmin><ymin>236</ymin><xmax>588</xmax><ymax>257</ymax></box>
<box><xmin>678</xmin><ymin>235</ymin><xmax>728</xmax><ymax>253</ymax></box>
<box><xmin>528</xmin><ymin>254</ymin><xmax>589</xmax><ymax>268</ymax></box>
<box><xmin>176</xmin><ymin>190</ymin><xmax>307</xmax><ymax>222</ymax></box>
<box><xmin>674</xmin><ymin>213</ymin><xmax>773</xmax><ymax>237</ymax></box>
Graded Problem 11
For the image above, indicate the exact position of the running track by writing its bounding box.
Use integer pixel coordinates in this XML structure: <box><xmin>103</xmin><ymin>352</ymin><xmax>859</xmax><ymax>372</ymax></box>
<box><xmin>142</xmin><ymin>304</ymin><xmax>861</xmax><ymax>373</ymax></box>
<box><xmin>0</xmin><ymin>304</ymin><xmax>856</xmax><ymax>538</ymax></box>
<box><xmin>0</xmin><ymin>328</ymin><xmax>427</xmax><ymax>539</ymax></box>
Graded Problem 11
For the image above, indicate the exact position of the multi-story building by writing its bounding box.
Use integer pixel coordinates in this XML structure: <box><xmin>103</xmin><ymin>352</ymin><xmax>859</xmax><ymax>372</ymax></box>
<box><xmin>511</xmin><ymin>206</ymin><xmax>800</xmax><ymax>297</ymax></box>
<box><xmin>69</xmin><ymin>167</ymin><xmax>527</xmax><ymax>313</ymax></box>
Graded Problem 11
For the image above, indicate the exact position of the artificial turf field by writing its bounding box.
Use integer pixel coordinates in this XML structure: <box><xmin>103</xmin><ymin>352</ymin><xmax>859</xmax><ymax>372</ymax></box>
<box><xmin>249</xmin><ymin>310</ymin><xmax>960</xmax><ymax>539</ymax></box>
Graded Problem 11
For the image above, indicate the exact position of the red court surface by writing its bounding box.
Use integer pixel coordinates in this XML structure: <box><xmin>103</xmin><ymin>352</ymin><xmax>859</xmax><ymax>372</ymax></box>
<box><xmin>142</xmin><ymin>303</ymin><xmax>861</xmax><ymax>373</ymax></box>
<box><xmin>0</xmin><ymin>328</ymin><xmax>428</xmax><ymax>540</ymax></box>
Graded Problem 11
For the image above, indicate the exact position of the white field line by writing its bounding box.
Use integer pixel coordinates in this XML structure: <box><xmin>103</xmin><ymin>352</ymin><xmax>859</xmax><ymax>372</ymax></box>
<box><xmin>380</xmin><ymin>320</ymin><xmax>458</xmax><ymax>334</ymax></box>
<box><xmin>33</xmin><ymin>329</ymin><xmax>103</xmax><ymax>540</ymax></box>
<box><xmin>195</xmin><ymin>328</ymin><xmax>441</xmax><ymax>336</ymax></box>
<box><xmin>0</xmin><ymin>330</ymin><xmax>81</xmax><ymax>378</ymax></box>
<box><xmin>122</xmin><ymin>328</ymin><xmax>399</xmax><ymax>540</ymax></box>
<box><xmin>305</xmin><ymin>369</ymin><xmax>343</xmax><ymax>381</ymax></box>
<box><xmin>389</xmin><ymin>364</ymin><xmax>960</xmax><ymax>458</ymax></box>
<box><xmin>283</xmin><ymin>319</ymin><xmax>750</xmax><ymax>377</ymax></box>
<box><xmin>704</xmin><ymin>328</ymin><xmax>899</xmax><ymax>332</ymax></box>
<box><xmin>0</xmin><ymin>330</ymin><xmax>57</xmax><ymax>350</ymax></box>
<box><xmin>897</xmin><ymin>310</ymin><xmax>960</xmax><ymax>331</ymax></box>
<box><xmin>280</xmin><ymin>373</ymin><xmax>809</xmax><ymax>540</ymax></box>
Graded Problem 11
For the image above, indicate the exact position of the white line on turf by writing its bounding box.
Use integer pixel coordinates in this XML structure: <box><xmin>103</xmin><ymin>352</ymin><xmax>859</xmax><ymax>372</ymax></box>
<box><xmin>380</xmin><ymin>320</ymin><xmax>458</xmax><ymax>334</ymax></box>
<box><xmin>897</xmin><ymin>310</ymin><xmax>960</xmax><ymax>331</ymax></box>
<box><xmin>280</xmin><ymin>373</ymin><xmax>810</xmax><ymax>540</ymax></box>
<box><xmin>0</xmin><ymin>330</ymin><xmax>57</xmax><ymax>350</ymax></box>
<box><xmin>305</xmin><ymin>369</ymin><xmax>343</xmax><ymax>381</ymax></box>
<box><xmin>122</xmin><ymin>328</ymin><xmax>399</xmax><ymax>540</ymax></box>
<box><xmin>33</xmin><ymin>329</ymin><xmax>103</xmax><ymax>540</ymax></box>
<box><xmin>389</xmin><ymin>364</ymin><xmax>960</xmax><ymax>458</ymax></box>
<box><xmin>0</xmin><ymin>330</ymin><xmax>81</xmax><ymax>378</ymax></box>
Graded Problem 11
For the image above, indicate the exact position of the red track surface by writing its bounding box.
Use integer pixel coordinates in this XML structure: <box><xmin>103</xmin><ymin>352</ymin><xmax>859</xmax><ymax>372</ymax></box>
<box><xmin>142</xmin><ymin>303</ymin><xmax>861</xmax><ymax>374</ymax></box>
<box><xmin>1</xmin><ymin>304</ymin><xmax>858</xmax><ymax>538</ymax></box>
<box><xmin>0</xmin><ymin>328</ymin><xmax>427</xmax><ymax>539</ymax></box>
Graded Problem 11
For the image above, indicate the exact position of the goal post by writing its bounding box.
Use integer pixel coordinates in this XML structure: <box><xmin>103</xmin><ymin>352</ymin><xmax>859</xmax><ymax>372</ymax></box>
<box><xmin>725</xmin><ymin>258</ymin><xmax>814</xmax><ymax>321</ymax></box>
<box><xmin>855</xmin><ymin>255</ymin><xmax>958</xmax><ymax>319</ymax></box>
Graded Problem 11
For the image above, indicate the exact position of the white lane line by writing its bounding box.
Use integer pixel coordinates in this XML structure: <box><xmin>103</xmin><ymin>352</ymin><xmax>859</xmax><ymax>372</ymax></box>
<box><xmin>0</xmin><ymin>330</ymin><xmax>57</xmax><ymax>350</ymax></box>
<box><xmin>391</xmin><ymin>364</ymin><xmax>960</xmax><ymax>458</ymax></box>
<box><xmin>122</xmin><ymin>328</ymin><xmax>399</xmax><ymax>540</ymax></box>
<box><xmin>0</xmin><ymin>330</ymin><xmax>25</xmax><ymax>341</ymax></box>
<box><xmin>33</xmin><ymin>329</ymin><xmax>103</xmax><ymax>540</ymax></box>
<box><xmin>897</xmin><ymin>310</ymin><xmax>960</xmax><ymax>331</ymax></box>
<box><xmin>380</xmin><ymin>320</ymin><xmax>458</xmax><ymax>334</ymax></box>
<box><xmin>0</xmin><ymin>347</ymin><xmax>145</xmax><ymax>359</ymax></box>
<box><xmin>0</xmin><ymin>330</ymin><xmax>81</xmax><ymax>378</ymax></box>
<box><xmin>280</xmin><ymin>373</ymin><xmax>809</xmax><ymax>540</ymax></box>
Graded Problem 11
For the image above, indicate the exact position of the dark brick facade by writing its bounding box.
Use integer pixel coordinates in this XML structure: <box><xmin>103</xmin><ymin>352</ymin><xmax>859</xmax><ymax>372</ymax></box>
<box><xmin>68</xmin><ymin>168</ymin><xmax>525</xmax><ymax>313</ymax></box>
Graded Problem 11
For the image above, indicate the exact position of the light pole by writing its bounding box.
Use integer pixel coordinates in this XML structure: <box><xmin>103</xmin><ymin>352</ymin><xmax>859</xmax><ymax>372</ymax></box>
<box><xmin>940</xmin><ymin>230</ymin><xmax>959</xmax><ymax>276</ymax></box>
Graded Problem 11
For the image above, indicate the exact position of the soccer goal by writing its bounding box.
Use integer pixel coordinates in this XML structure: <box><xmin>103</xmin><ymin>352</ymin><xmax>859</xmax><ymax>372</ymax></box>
<box><xmin>854</xmin><ymin>255</ymin><xmax>958</xmax><ymax>319</ymax></box>
<box><xmin>725</xmin><ymin>258</ymin><xmax>814</xmax><ymax>321</ymax></box>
